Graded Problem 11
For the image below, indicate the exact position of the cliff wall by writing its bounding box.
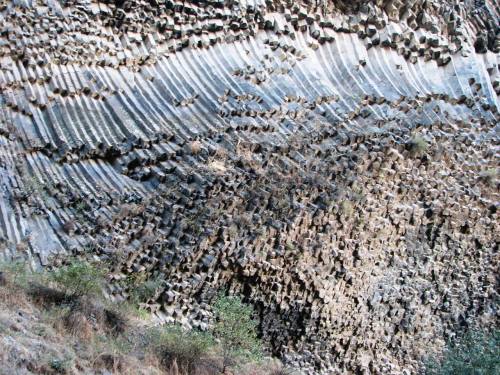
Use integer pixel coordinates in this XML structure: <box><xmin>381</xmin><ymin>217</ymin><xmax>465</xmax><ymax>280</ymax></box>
<box><xmin>0</xmin><ymin>1</ymin><xmax>498</xmax><ymax>373</ymax></box>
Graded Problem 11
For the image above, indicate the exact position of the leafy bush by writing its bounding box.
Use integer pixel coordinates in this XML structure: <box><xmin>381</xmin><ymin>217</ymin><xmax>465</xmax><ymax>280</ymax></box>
<box><xmin>148</xmin><ymin>325</ymin><xmax>214</xmax><ymax>372</ymax></box>
<box><xmin>128</xmin><ymin>275</ymin><xmax>165</xmax><ymax>305</ymax></box>
<box><xmin>408</xmin><ymin>135</ymin><xmax>429</xmax><ymax>155</ymax></box>
<box><xmin>49</xmin><ymin>357</ymin><xmax>71</xmax><ymax>374</ymax></box>
<box><xmin>49</xmin><ymin>261</ymin><xmax>105</xmax><ymax>298</ymax></box>
<box><xmin>212</xmin><ymin>294</ymin><xmax>263</xmax><ymax>371</ymax></box>
<box><xmin>426</xmin><ymin>329</ymin><xmax>499</xmax><ymax>375</ymax></box>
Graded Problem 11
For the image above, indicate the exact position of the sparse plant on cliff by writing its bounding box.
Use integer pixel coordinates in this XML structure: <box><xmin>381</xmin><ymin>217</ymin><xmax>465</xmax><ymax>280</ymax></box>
<box><xmin>340</xmin><ymin>200</ymin><xmax>354</xmax><ymax>217</ymax></box>
<box><xmin>74</xmin><ymin>201</ymin><xmax>89</xmax><ymax>215</ymax></box>
<box><xmin>189</xmin><ymin>140</ymin><xmax>202</xmax><ymax>155</ymax></box>
<box><xmin>128</xmin><ymin>274</ymin><xmax>165</xmax><ymax>305</ymax></box>
<box><xmin>408</xmin><ymin>135</ymin><xmax>429</xmax><ymax>155</ymax></box>
<box><xmin>213</xmin><ymin>294</ymin><xmax>263</xmax><ymax>371</ymax></box>
<box><xmin>479</xmin><ymin>169</ymin><xmax>497</xmax><ymax>187</ymax></box>
<box><xmin>425</xmin><ymin>329</ymin><xmax>499</xmax><ymax>375</ymax></box>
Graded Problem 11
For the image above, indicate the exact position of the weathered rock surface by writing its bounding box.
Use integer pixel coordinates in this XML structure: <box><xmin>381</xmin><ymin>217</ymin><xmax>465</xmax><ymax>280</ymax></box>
<box><xmin>0</xmin><ymin>0</ymin><xmax>498</xmax><ymax>373</ymax></box>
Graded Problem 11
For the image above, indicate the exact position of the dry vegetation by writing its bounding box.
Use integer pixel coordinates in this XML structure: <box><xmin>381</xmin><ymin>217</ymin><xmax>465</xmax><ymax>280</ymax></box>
<box><xmin>0</xmin><ymin>260</ymin><xmax>293</xmax><ymax>375</ymax></box>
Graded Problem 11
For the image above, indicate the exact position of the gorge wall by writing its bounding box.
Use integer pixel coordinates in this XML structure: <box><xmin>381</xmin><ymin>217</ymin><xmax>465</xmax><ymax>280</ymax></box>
<box><xmin>0</xmin><ymin>0</ymin><xmax>499</xmax><ymax>373</ymax></box>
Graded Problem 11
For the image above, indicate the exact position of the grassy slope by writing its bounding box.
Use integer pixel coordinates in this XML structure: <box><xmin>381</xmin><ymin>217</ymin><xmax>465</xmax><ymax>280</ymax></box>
<box><xmin>0</xmin><ymin>266</ymin><xmax>289</xmax><ymax>375</ymax></box>
<box><xmin>0</xmin><ymin>282</ymin><xmax>162</xmax><ymax>375</ymax></box>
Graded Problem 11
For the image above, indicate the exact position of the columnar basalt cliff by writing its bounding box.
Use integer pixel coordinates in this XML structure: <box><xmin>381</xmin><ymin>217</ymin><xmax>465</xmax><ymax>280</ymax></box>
<box><xmin>0</xmin><ymin>0</ymin><xmax>498</xmax><ymax>373</ymax></box>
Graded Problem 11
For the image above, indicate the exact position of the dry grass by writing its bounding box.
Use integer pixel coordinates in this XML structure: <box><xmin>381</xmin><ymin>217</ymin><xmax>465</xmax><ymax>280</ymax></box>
<box><xmin>207</xmin><ymin>160</ymin><xmax>227</xmax><ymax>175</ymax></box>
<box><xmin>190</xmin><ymin>140</ymin><xmax>203</xmax><ymax>155</ymax></box>
<box><xmin>27</xmin><ymin>282</ymin><xmax>68</xmax><ymax>306</ymax></box>
<box><xmin>64</xmin><ymin>309</ymin><xmax>94</xmax><ymax>340</ymax></box>
<box><xmin>93</xmin><ymin>352</ymin><xmax>128</xmax><ymax>373</ymax></box>
<box><xmin>0</xmin><ymin>277</ymin><xmax>31</xmax><ymax>308</ymax></box>
<box><xmin>163</xmin><ymin>360</ymin><xmax>221</xmax><ymax>375</ymax></box>
<box><xmin>26</xmin><ymin>279</ymin><xmax>128</xmax><ymax>341</ymax></box>
<box><xmin>214</xmin><ymin>146</ymin><xmax>228</xmax><ymax>159</ymax></box>
<box><xmin>229</xmin><ymin>359</ymin><xmax>295</xmax><ymax>375</ymax></box>
<box><xmin>205</xmin><ymin>147</ymin><xmax>230</xmax><ymax>175</ymax></box>
<box><xmin>115</xmin><ymin>203</ymin><xmax>146</xmax><ymax>222</ymax></box>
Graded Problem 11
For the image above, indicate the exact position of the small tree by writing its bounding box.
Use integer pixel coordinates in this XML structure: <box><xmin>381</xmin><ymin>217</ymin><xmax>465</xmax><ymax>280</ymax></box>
<box><xmin>426</xmin><ymin>329</ymin><xmax>499</xmax><ymax>375</ymax></box>
<box><xmin>212</xmin><ymin>294</ymin><xmax>263</xmax><ymax>372</ymax></box>
<box><xmin>50</xmin><ymin>261</ymin><xmax>105</xmax><ymax>298</ymax></box>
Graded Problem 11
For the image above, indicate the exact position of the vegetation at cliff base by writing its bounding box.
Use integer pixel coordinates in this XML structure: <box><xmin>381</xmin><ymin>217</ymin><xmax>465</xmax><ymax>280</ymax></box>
<box><xmin>0</xmin><ymin>259</ymin><xmax>290</xmax><ymax>375</ymax></box>
<box><xmin>426</xmin><ymin>329</ymin><xmax>500</xmax><ymax>375</ymax></box>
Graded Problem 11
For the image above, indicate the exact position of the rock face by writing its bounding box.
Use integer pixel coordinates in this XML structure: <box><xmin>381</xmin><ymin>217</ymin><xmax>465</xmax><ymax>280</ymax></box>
<box><xmin>0</xmin><ymin>0</ymin><xmax>498</xmax><ymax>373</ymax></box>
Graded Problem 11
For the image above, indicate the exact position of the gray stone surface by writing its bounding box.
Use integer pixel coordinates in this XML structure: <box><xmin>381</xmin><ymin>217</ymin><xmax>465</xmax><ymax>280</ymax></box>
<box><xmin>0</xmin><ymin>0</ymin><xmax>498</xmax><ymax>373</ymax></box>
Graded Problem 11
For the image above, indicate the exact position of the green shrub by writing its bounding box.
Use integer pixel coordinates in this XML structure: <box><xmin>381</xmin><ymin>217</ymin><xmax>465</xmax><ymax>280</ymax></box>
<box><xmin>0</xmin><ymin>259</ymin><xmax>31</xmax><ymax>287</ymax></box>
<box><xmin>212</xmin><ymin>294</ymin><xmax>263</xmax><ymax>371</ymax></box>
<box><xmin>426</xmin><ymin>329</ymin><xmax>499</xmax><ymax>375</ymax></box>
<box><xmin>49</xmin><ymin>261</ymin><xmax>105</xmax><ymax>298</ymax></box>
<box><xmin>128</xmin><ymin>275</ymin><xmax>165</xmax><ymax>305</ymax></box>
<box><xmin>148</xmin><ymin>325</ymin><xmax>214</xmax><ymax>372</ymax></box>
<box><xmin>409</xmin><ymin>135</ymin><xmax>429</xmax><ymax>155</ymax></box>
<box><xmin>48</xmin><ymin>357</ymin><xmax>71</xmax><ymax>374</ymax></box>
